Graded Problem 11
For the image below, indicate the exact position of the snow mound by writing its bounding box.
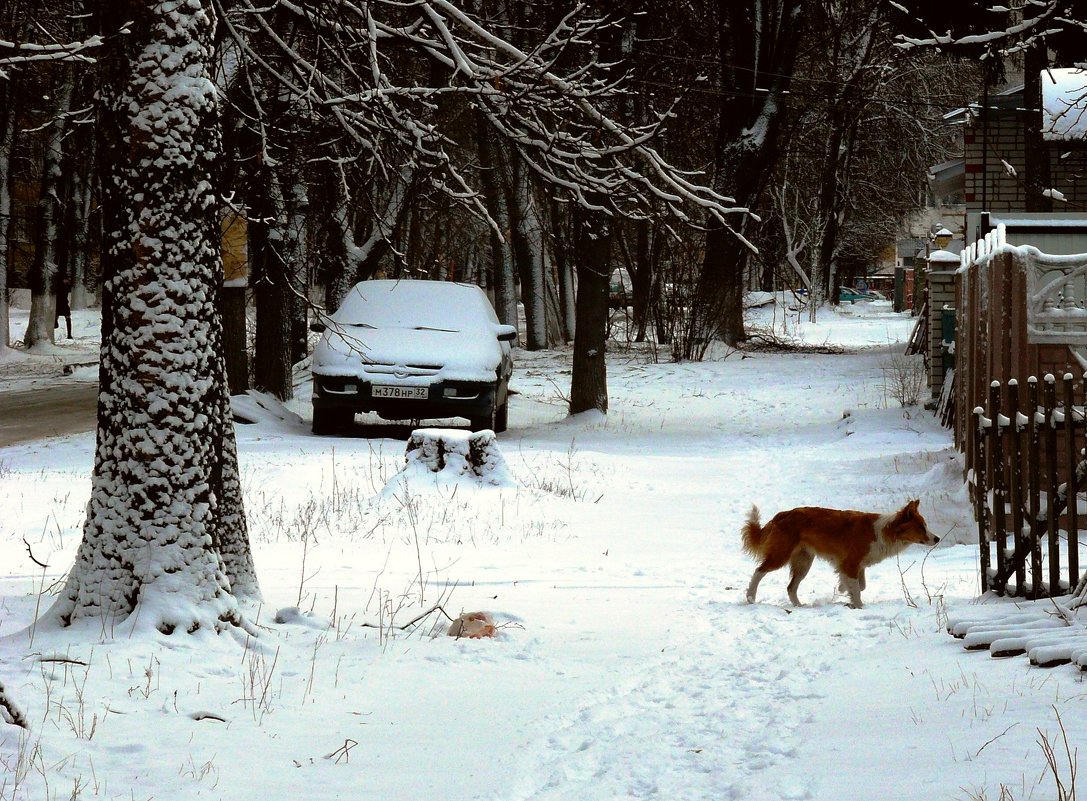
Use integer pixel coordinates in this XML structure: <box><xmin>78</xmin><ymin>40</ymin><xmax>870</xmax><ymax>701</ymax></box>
<box><xmin>274</xmin><ymin>606</ymin><xmax>330</xmax><ymax>629</ymax></box>
<box><xmin>231</xmin><ymin>390</ymin><xmax>305</xmax><ymax>427</ymax></box>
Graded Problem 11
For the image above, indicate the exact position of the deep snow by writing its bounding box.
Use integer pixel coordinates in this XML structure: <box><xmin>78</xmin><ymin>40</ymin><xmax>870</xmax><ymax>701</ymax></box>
<box><xmin>1</xmin><ymin>299</ymin><xmax>1084</xmax><ymax>801</ymax></box>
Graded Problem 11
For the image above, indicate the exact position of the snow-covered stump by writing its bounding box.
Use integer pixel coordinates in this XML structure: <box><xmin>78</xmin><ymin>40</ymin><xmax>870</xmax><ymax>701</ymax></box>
<box><xmin>404</xmin><ymin>428</ymin><xmax>512</xmax><ymax>484</ymax></box>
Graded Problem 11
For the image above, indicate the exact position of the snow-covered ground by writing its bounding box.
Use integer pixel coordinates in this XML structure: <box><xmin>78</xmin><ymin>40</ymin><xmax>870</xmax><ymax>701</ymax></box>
<box><xmin>1</xmin><ymin>299</ymin><xmax>1083</xmax><ymax>801</ymax></box>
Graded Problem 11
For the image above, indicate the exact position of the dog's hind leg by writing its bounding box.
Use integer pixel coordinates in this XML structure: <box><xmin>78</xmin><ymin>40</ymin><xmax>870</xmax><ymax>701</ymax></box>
<box><xmin>746</xmin><ymin>570</ymin><xmax>768</xmax><ymax>604</ymax></box>
<box><xmin>836</xmin><ymin>571</ymin><xmax>864</xmax><ymax>608</ymax></box>
<box><xmin>786</xmin><ymin>550</ymin><xmax>814</xmax><ymax>606</ymax></box>
<box><xmin>746</xmin><ymin>544</ymin><xmax>792</xmax><ymax>604</ymax></box>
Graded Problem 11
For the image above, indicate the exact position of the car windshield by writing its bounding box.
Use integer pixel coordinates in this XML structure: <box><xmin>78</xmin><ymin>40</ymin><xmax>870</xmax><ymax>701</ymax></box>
<box><xmin>330</xmin><ymin>280</ymin><xmax>498</xmax><ymax>331</ymax></box>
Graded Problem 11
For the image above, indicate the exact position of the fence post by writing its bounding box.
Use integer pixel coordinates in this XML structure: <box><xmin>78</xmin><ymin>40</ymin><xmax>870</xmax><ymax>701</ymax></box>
<box><xmin>1008</xmin><ymin>379</ymin><xmax>1026</xmax><ymax>595</ymax></box>
<box><xmin>1064</xmin><ymin>374</ymin><xmax>1080</xmax><ymax>592</ymax></box>
<box><xmin>990</xmin><ymin>380</ymin><xmax>1008</xmax><ymax>594</ymax></box>
<box><xmin>974</xmin><ymin>404</ymin><xmax>990</xmax><ymax>593</ymax></box>
<box><xmin>1028</xmin><ymin>377</ymin><xmax>1043</xmax><ymax>600</ymax></box>
<box><xmin>1045</xmin><ymin>375</ymin><xmax>1061</xmax><ymax>597</ymax></box>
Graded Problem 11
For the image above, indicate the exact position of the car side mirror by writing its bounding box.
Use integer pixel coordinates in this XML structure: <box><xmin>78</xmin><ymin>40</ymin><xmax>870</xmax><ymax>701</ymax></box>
<box><xmin>310</xmin><ymin>321</ymin><xmax>327</xmax><ymax>333</ymax></box>
<box><xmin>496</xmin><ymin>325</ymin><xmax>518</xmax><ymax>343</ymax></box>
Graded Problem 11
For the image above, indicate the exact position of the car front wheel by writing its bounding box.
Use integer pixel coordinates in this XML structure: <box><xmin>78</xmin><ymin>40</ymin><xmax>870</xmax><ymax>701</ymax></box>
<box><xmin>312</xmin><ymin>407</ymin><xmax>353</xmax><ymax>435</ymax></box>
<box><xmin>468</xmin><ymin>403</ymin><xmax>497</xmax><ymax>433</ymax></box>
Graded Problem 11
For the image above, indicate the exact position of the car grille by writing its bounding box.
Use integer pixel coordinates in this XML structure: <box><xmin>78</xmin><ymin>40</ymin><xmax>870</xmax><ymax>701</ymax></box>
<box><xmin>364</xmin><ymin>363</ymin><xmax>442</xmax><ymax>377</ymax></box>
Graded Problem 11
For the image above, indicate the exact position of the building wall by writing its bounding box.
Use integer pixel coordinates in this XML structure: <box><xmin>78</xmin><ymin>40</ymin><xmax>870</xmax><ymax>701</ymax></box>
<box><xmin>964</xmin><ymin>115</ymin><xmax>1087</xmax><ymax>214</ymax></box>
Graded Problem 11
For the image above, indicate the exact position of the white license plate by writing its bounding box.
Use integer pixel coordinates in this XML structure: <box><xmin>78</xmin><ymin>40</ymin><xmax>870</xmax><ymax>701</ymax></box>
<box><xmin>372</xmin><ymin>384</ymin><xmax>428</xmax><ymax>400</ymax></box>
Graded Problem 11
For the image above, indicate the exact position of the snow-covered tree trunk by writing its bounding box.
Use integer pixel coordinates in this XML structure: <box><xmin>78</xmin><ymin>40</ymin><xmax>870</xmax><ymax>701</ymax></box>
<box><xmin>549</xmin><ymin>199</ymin><xmax>575</xmax><ymax>342</ymax></box>
<box><xmin>49</xmin><ymin>0</ymin><xmax>259</xmax><ymax>634</ymax></box>
<box><xmin>0</xmin><ymin>77</ymin><xmax>14</xmax><ymax>352</ymax></box>
<box><xmin>23</xmin><ymin>71</ymin><xmax>73</xmax><ymax>348</ymax></box>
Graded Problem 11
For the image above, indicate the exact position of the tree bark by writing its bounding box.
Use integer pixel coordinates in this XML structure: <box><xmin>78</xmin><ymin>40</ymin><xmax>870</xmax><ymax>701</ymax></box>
<box><xmin>508</xmin><ymin>156</ymin><xmax>547</xmax><ymax>350</ymax></box>
<box><xmin>569</xmin><ymin>204</ymin><xmax>612</xmax><ymax>415</ymax></box>
<box><xmin>0</xmin><ymin>76</ymin><xmax>15</xmax><ymax>352</ymax></box>
<box><xmin>318</xmin><ymin>158</ymin><xmax>354</xmax><ymax>312</ymax></box>
<box><xmin>477</xmin><ymin>109</ymin><xmax>518</xmax><ymax>329</ymax></box>
<box><xmin>221</xmin><ymin>284</ymin><xmax>249</xmax><ymax>396</ymax></box>
<box><xmin>24</xmin><ymin>70</ymin><xmax>73</xmax><ymax>348</ymax></box>
<box><xmin>68</xmin><ymin>164</ymin><xmax>93</xmax><ymax>310</ymax></box>
<box><xmin>285</xmin><ymin>176</ymin><xmax>309</xmax><ymax>365</ymax></box>
<box><xmin>251</xmin><ymin>166</ymin><xmax>293</xmax><ymax>401</ymax></box>
<box><xmin>50</xmin><ymin>1</ymin><xmax>259</xmax><ymax>634</ymax></box>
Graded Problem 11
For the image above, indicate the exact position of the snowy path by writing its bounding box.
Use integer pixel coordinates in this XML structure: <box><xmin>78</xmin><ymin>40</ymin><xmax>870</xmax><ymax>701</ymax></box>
<box><xmin>505</xmin><ymin>604</ymin><xmax>831</xmax><ymax>801</ymax></box>
<box><xmin>489</xmin><ymin>401</ymin><xmax>956</xmax><ymax>801</ymax></box>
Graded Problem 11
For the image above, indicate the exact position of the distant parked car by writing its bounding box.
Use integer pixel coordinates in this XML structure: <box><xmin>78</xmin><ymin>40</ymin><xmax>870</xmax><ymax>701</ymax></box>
<box><xmin>608</xmin><ymin>268</ymin><xmax>632</xmax><ymax>308</ymax></box>
<box><xmin>310</xmin><ymin>280</ymin><xmax>517</xmax><ymax>435</ymax></box>
<box><xmin>839</xmin><ymin>286</ymin><xmax>879</xmax><ymax>303</ymax></box>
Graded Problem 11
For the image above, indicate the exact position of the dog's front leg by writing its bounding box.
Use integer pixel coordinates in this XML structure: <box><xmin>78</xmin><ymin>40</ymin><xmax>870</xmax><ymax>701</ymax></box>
<box><xmin>844</xmin><ymin>577</ymin><xmax>863</xmax><ymax>608</ymax></box>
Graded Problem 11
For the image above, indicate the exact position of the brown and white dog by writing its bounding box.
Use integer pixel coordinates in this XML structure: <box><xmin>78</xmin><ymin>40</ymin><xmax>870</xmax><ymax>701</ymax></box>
<box><xmin>742</xmin><ymin>499</ymin><xmax>939</xmax><ymax>608</ymax></box>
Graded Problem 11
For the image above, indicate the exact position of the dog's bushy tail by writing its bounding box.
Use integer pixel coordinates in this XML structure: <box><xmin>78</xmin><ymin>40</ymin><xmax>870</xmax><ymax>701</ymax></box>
<box><xmin>741</xmin><ymin>506</ymin><xmax>764</xmax><ymax>557</ymax></box>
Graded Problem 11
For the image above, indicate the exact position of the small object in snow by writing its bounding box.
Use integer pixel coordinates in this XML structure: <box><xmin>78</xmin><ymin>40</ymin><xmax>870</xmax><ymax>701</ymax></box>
<box><xmin>273</xmin><ymin>606</ymin><xmax>327</xmax><ymax>628</ymax></box>
<box><xmin>448</xmin><ymin>611</ymin><xmax>497</xmax><ymax>639</ymax></box>
<box><xmin>190</xmin><ymin>711</ymin><xmax>227</xmax><ymax>723</ymax></box>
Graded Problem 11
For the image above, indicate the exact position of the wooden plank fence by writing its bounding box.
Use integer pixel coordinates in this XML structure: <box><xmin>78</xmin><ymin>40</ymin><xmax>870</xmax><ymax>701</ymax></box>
<box><xmin>972</xmin><ymin>372</ymin><xmax>1087</xmax><ymax>598</ymax></box>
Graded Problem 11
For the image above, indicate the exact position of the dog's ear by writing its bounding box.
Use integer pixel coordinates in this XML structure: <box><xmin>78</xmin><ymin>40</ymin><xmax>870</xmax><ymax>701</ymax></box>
<box><xmin>893</xmin><ymin>499</ymin><xmax>920</xmax><ymax>523</ymax></box>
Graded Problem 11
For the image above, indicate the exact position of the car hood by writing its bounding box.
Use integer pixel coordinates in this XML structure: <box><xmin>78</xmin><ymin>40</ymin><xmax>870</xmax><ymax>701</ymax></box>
<box><xmin>312</xmin><ymin>325</ymin><xmax>505</xmax><ymax>384</ymax></box>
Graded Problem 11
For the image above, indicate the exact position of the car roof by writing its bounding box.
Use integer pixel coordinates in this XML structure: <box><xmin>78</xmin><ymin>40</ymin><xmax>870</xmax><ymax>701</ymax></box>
<box><xmin>331</xmin><ymin>280</ymin><xmax>499</xmax><ymax>328</ymax></box>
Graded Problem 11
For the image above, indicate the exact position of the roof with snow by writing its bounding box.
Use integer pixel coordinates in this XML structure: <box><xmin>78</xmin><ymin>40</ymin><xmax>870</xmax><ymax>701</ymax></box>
<box><xmin>943</xmin><ymin>83</ymin><xmax>1025</xmax><ymax>125</ymax></box>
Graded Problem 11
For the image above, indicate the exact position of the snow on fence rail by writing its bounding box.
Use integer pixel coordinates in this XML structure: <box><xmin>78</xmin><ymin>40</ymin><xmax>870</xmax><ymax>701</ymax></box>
<box><xmin>971</xmin><ymin>373</ymin><xmax>1087</xmax><ymax>598</ymax></box>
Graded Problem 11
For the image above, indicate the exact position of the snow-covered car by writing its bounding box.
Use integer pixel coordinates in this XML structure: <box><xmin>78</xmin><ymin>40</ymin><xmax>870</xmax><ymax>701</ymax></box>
<box><xmin>608</xmin><ymin>268</ymin><xmax>631</xmax><ymax>308</ymax></box>
<box><xmin>310</xmin><ymin>280</ymin><xmax>517</xmax><ymax>434</ymax></box>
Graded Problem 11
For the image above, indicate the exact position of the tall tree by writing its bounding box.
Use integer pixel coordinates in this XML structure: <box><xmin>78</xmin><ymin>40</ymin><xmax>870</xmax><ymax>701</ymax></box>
<box><xmin>48</xmin><ymin>0</ymin><xmax>259</xmax><ymax>633</ymax></box>
<box><xmin>23</xmin><ymin>66</ymin><xmax>73</xmax><ymax>347</ymax></box>
<box><xmin>0</xmin><ymin>73</ymin><xmax>15</xmax><ymax>353</ymax></box>
<box><xmin>691</xmin><ymin>0</ymin><xmax>806</xmax><ymax>352</ymax></box>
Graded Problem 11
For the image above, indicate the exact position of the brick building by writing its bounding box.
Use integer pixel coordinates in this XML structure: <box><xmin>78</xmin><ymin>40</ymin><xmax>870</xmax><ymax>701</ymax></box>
<box><xmin>948</xmin><ymin>69</ymin><xmax>1087</xmax><ymax>222</ymax></box>
<box><xmin>920</xmin><ymin>69</ymin><xmax>1087</xmax><ymax>403</ymax></box>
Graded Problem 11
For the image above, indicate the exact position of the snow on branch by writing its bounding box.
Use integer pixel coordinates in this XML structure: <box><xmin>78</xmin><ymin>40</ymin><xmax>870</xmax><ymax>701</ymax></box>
<box><xmin>214</xmin><ymin>0</ymin><xmax>742</xmax><ymax>230</ymax></box>
<box><xmin>0</xmin><ymin>35</ymin><xmax>104</xmax><ymax>77</ymax></box>
<box><xmin>893</xmin><ymin>2</ymin><xmax>1062</xmax><ymax>50</ymax></box>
